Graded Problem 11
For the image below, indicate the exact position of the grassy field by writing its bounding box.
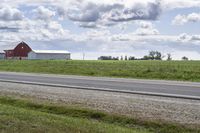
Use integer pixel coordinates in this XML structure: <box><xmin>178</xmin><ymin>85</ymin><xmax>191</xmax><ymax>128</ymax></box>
<box><xmin>0</xmin><ymin>96</ymin><xmax>198</xmax><ymax>133</ymax></box>
<box><xmin>0</xmin><ymin>60</ymin><xmax>200</xmax><ymax>81</ymax></box>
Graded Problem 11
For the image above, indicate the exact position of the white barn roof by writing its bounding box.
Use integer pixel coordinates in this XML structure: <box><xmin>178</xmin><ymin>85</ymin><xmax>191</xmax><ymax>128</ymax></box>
<box><xmin>32</xmin><ymin>50</ymin><xmax>70</xmax><ymax>54</ymax></box>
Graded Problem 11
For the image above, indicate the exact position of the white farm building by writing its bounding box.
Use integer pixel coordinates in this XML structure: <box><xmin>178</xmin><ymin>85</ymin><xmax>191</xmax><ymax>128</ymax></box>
<box><xmin>0</xmin><ymin>52</ymin><xmax>5</xmax><ymax>59</ymax></box>
<box><xmin>28</xmin><ymin>50</ymin><xmax>70</xmax><ymax>60</ymax></box>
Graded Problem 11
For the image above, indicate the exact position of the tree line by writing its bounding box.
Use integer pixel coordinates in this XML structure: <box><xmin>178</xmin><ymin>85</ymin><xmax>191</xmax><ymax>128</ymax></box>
<box><xmin>98</xmin><ymin>51</ymin><xmax>189</xmax><ymax>61</ymax></box>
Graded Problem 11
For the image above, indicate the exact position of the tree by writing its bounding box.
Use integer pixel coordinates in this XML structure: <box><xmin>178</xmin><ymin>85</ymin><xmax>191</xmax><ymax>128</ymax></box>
<box><xmin>182</xmin><ymin>56</ymin><xmax>189</xmax><ymax>61</ymax></box>
<box><xmin>149</xmin><ymin>51</ymin><xmax>156</xmax><ymax>60</ymax></box>
<box><xmin>142</xmin><ymin>51</ymin><xmax>162</xmax><ymax>60</ymax></box>
<box><xmin>113</xmin><ymin>57</ymin><xmax>119</xmax><ymax>60</ymax></box>
<box><xmin>129</xmin><ymin>56</ymin><xmax>136</xmax><ymax>60</ymax></box>
<box><xmin>125</xmin><ymin>55</ymin><xmax>128</xmax><ymax>60</ymax></box>
<box><xmin>141</xmin><ymin>55</ymin><xmax>150</xmax><ymax>60</ymax></box>
<box><xmin>154</xmin><ymin>51</ymin><xmax>162</xmax><ymax>60</ymax></box>
<box><xmin>98</xmin><ymin>56</ymin><xmax>119</xmax><ymax>60</ymax></box>
<box><xmin>167</xmin><ymin>53</ymin><xmax>172</xmax><ymax>61</ymax></box>
<box><xmin>120</xmin><ymin>56</ymin><xmax>123</xmax><ymax>60</ymax></box>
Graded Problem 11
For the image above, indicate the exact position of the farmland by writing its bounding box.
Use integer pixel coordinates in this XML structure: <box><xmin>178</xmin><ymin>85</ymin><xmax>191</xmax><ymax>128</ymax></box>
<box><xmin>0</xmin><ymin>60</ymin><xmax>200</xmax><ymax>82</ymax></box>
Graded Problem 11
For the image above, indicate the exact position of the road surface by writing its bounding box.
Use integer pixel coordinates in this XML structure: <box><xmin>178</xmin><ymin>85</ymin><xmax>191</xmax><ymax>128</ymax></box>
<box><xmin>0</xmin><ymin>72</ymin><xmax>200</xmax><ymax>99</ymax></box>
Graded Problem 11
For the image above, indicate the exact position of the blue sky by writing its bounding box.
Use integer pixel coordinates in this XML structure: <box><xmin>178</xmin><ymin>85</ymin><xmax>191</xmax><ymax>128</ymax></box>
<box><xmin>1</xmin><ymin>0</ymin><xmax>200</xmax><ymax>60</ymax></box>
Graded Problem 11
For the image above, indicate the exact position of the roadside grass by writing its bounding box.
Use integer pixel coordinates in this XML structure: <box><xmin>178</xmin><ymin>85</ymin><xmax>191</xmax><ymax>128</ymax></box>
<box><xmin>0</xmin><ymin>105</ymin><xmax>140</xmax><ymax>133</ymax></box>
<box><xmin>0</xmin><ymin>60</ymin><xmax>200</xmax><ymax>82</ymax></box>
<box><xmin>0</xmin><ymin>96</ymin><xmax>199</xmax><ymax>133</ymax></box>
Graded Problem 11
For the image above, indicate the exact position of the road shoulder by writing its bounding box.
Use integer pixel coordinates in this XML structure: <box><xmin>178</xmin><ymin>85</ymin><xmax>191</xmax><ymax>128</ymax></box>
<box><xmin>0</xmin><ymin>81</ymin><xmax>200</xmax><ymax>126</ymax></box>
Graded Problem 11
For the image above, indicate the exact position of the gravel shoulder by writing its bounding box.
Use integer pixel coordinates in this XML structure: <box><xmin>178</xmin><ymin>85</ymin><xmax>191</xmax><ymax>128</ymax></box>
<box><xmin>0</xmin><ymin>81</ymin><xmax>200</xmax><ymax>126</ymax></box>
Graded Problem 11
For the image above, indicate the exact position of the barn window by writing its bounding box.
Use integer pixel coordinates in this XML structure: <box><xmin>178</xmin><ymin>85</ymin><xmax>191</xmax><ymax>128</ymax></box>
<box><xmin>22</xmin><ymin>47</ymin><xmax>24</xmax><ymax>49</ymax></box>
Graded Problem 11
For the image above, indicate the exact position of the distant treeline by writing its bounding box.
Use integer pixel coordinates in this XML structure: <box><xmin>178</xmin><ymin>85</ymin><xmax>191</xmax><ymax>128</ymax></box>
<box><xmin>98</xmin><ymin>56</ymin><xmax>119</xmax><ymax>60</ymax></box>
<box><xmin>98</xmin><ymin>51</ymin><xmax>189</xmax><ymax>61</ymax></box>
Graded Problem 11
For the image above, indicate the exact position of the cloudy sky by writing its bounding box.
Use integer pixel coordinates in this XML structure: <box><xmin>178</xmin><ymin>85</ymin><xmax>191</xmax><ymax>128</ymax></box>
<box><xmin>1</xmin><ymin>0</ymin><xmax>200</xmax><ymax>60</ymax></box>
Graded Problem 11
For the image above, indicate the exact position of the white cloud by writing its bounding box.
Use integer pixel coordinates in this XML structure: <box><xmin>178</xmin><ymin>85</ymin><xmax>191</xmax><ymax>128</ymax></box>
<box><xmin>178</xmin><ymin>33</ymin><xmax>200</xmax><ymax>42</ymax></box>
<box><xmin>105</xmin><ymin>2</ymin><xmax>161</xmax><ymax>22</ymax></box>
<box><xmin>6</xmin><ymin>0</ymin><xmax>200</xmax><ymax>10</ymax></box>
<box><xmin>33</xmin><ymin>6</ymin><xmax>55</xmax><ymax>20</ymax></box>
<box><xmin>0</xmin><ymin>18</ymin><xmax>70</xmax><ymax>42</ymax></box>
<box><xmin>2</xmin><ymin>0</ymin><xmax>200</xmax><ymax>28</ymax></box>
<box><xmin>161</xmin><ymin>0</ymin><xmax>200</xmax><ymax>10</ymax></box>
<box><xmin>0</xmin><ymin>5</ymin><xmax>23</xmax><ymax>21</ymax></box>
<box><xmin>57</xmin><ymin>0</ymin><xmax>161</xmax><ymax>28</ymax></box>
<box><xmin>135</xmin><ymin>21</ymin><xmax>159</xmax><ymax>35</ymax></box>
<box><xmin>191</xmin><ymin>35</ymin><xmax>200</xmax><ymax>41</ymax></box>
<box><xmin>3</xmin><ymin>0</ymin><xmax>200</xmax><ymax>12</ymax></box>
<box><xmin>172</xmin><ymin>13</ymin><xmax>200</xmax><ymax>25</ymax></box>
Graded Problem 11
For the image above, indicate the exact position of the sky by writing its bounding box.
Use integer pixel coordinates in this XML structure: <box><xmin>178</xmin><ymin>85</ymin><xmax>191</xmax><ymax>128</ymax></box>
<box><xmin>1</xmin><ymin>0</ymin><xmax>200</xmax><ymax>60</ymax></box>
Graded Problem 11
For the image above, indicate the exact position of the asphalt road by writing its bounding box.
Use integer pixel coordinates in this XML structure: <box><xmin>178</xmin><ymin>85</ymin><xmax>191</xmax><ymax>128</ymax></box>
<box><xmin>0</xmin><ymin>72</ymin><xmax>200</xmax><ymax>99</ymax></box>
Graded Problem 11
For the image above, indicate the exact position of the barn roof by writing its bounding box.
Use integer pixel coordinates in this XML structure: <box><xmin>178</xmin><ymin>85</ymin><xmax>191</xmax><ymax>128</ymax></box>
<box><xmin>3</xmin><ymin>41</ymin><xmax>24</xmax><ymax>50</ymax></box>
<box><xmin>31</xmin><ymin>50</ymin><xmax>70</xmax><ymax>54</ymax></box>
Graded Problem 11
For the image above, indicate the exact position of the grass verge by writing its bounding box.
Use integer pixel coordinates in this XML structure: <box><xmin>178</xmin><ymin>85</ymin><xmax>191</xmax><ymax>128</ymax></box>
<box><xmin>0</xmin><ymin>96</ymin><xmax>199</xmax><ymax>133</ymax></box>
<box><xmin>0</xmin><ymin>60</ymin><xmax>200</xmax><ymax>82</ymax></box>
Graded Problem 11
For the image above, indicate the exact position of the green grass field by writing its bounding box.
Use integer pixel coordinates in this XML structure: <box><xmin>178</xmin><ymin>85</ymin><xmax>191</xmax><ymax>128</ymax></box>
<box><xmin>0</xmin><ymin>60</ymin><xmax>200</xmax><ymax>81</ymax></box>
<box><xmin>0</xmin><ymin>96</ymin><xmax>198</xmax><ymax>133</ymax></box>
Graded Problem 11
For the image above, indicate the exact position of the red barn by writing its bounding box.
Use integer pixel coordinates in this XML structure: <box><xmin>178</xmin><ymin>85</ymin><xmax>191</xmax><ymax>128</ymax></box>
<box><xmin>4</xmin><ymin>42</ymin><xmax>32</xmax><ymax>60</ymax></box>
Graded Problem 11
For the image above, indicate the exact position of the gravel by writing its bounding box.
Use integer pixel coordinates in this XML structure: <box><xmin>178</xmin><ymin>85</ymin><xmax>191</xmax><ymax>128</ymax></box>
<box><xmin>0</xmin><ymin>81</ymin><xmax>200</xmax><ymax>125</ymax></box>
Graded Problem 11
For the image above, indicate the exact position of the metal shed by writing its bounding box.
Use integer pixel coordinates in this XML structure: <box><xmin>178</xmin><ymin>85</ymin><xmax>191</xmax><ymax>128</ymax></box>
<box><xmin>28</xmin><ymin>50</ymin><xmax>70</xmax><ymax>60</ymax></box>
<box><xmin>0</xmin><ymin>52</ymin><xmax>5</xmax><ymax>59</ymax></box>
